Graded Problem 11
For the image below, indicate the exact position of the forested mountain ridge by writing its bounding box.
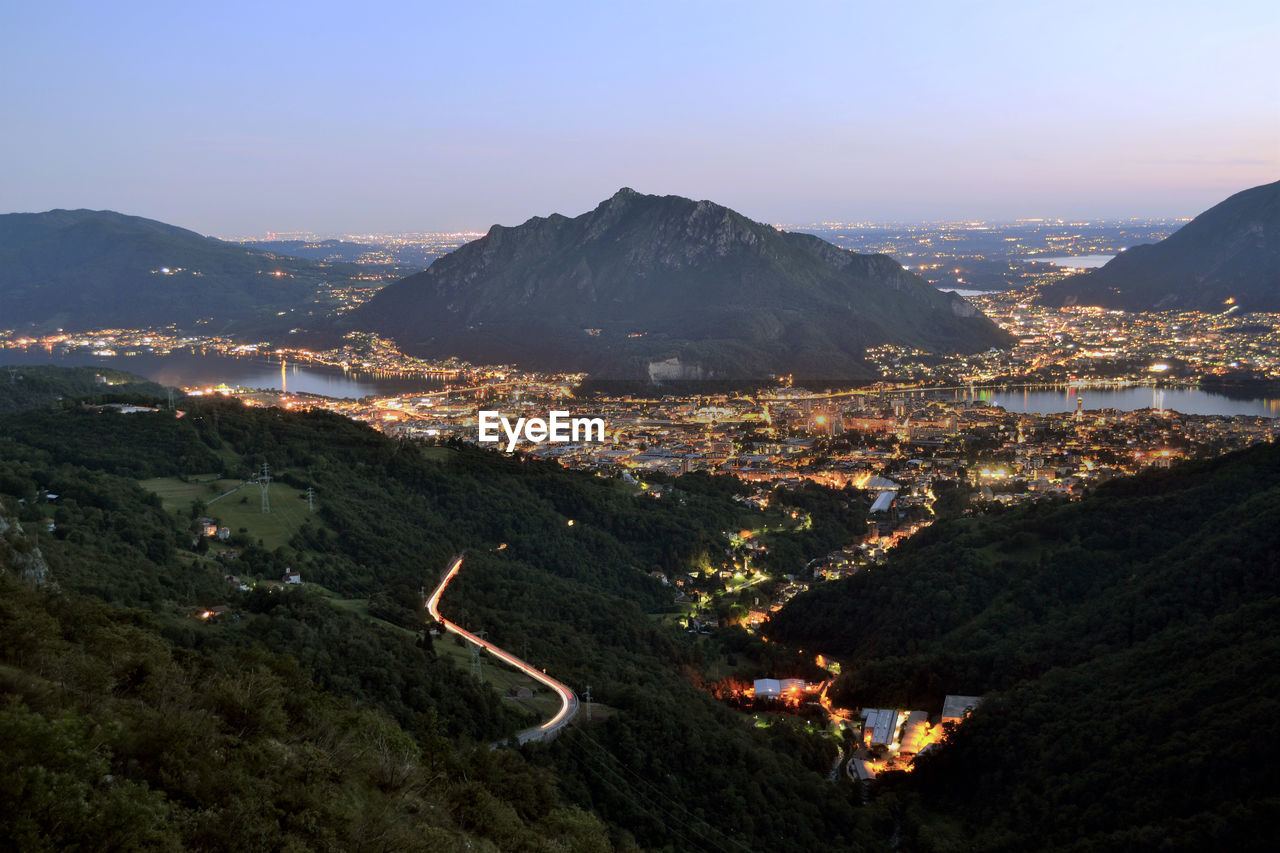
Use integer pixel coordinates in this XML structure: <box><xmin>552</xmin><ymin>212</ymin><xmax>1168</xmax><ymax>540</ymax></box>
<box><xmin>352</xmin><ymin>188</ymin><xmax>1011</xmax><ymax>381</ymax></box>
<box><xmin>0</xmin><ymin>209</ymin><xmax>413</xmax><ymax>333</ymax></box>
<box><xmin>0</xmin><ymin>365</ymin><xmax>167</xmax><ymax>414</ymax></box>
<box><xmin>1034</xmin><ymin>179</ymin><xmax>1280</xmax><ymax>312</ymax></box>
<box><xmin>6</xmin><ymin>370</ymin><xmax>1275</xmax><ymax>850</ymax></box>
<box><xmin>0</xmin><ymin>500</ymin><xmax>608</xmax><ymax>852</ymax></box>
<box><xmin>770</xmin><ymin>440</ymin><xmax>1280</xmax><ymax>850</ymax></box>
<box><xmin>0</xmin><ymin>378</ymin><xmax>876</xmax><ymax>851</ymax></box>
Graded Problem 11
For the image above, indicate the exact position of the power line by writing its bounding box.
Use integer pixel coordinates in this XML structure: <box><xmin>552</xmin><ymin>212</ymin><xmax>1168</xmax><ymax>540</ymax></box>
<box><xmin>572</xmin><ymin>728</ymin><xmax>755</xmax><ymax>852</ymax></box>
<box><xmin>566</xmin><ymin>731</ymin><xmax>752</xmax><ymax>853</ymax></box>
<box><xmin>559</xmin><ymin>741</ymin><xmax>733</xmax><ymax>853</ymax></box>
<box><xmin>257</xmin><ymin>462</ymin><xmax>271</xmax><ymax>514</ymax></box>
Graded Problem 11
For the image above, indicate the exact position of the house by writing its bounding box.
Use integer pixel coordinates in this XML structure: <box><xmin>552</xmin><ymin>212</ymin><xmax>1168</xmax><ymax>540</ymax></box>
<box><xmin>283</xmin><ymin>570</ymin><xmax>302</xmax><ymax>585</ymax></box>
<box><xmin>753</xmin><ymin>678</ymin><xmax>806</xmax><ymax>701</ymax></box>
<box><xmin>753</xmin><ymin>678</ymin><xmax>781</xmax><ymax>698</ymax></box>
<box><xmin>862</xmin><ymin>708</ymin><xmax>902</xmax><ymax>746</ymax></box>
<box><xmin>216</xmin><ymin>527</ymin><xmax>231</xmax><ymax>541</ymax></box>
<box><xmin>941</xmin><ymin>694</ymin><xmax>982</xmax><ymax>725</ymax></box>
<box><xmin>780</xmin><ymin>678</ymin><xmax>805</xmax><ymax>698</ymax></box>
<box><xmin>869</xmin><ymin>490</ymin><xmax>897</xmax><ymax>515</ymax></box>
<box><xmin>898</xmin><ymin>710</ymin><xmax>931</xmax><ymax>754</ymax></box>
<box><xmin>194</xmin><ymin>517</ymin><xmax>218</xmax><ymax>537</ymax></box>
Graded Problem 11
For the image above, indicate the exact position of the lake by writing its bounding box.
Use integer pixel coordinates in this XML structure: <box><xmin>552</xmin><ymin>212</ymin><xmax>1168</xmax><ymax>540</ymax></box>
<box><xmin>0</xmin><ymin>348</ymin><xmax>446</xmax><ymax>399</ymax></box>
<box><xmin>952</xmin><ymin>385</ymin><xmax>1280</xmax><ymax>418</ymax></box>
<box><xmin>947</xmin><ymin>288</ymin><xmax>1002</xmax><ymax>298</ymax></box>
<box><xmin>1026</xmin><ymin>254</ymin><xmax>1115</xmax><ymax>268</ymax></box>
<box><xmin>7</xmin><ymin>350</ymin><xmax>1277</xmax><ymax>417</ymax></box>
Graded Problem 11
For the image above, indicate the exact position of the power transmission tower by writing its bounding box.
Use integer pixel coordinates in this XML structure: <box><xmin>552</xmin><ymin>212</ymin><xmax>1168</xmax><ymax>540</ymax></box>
<box><xmin>470</xmin><ymin>630</ymin><xmax>488</xmax><ymax>680</ymax></box>
<box><xmin>306</xmin><ymin>486</ymin><xmax>315</xmax><ymax>513</ymax></box>
<box><xmin>257</xmin><ymin>463</ymin><xmax>271</xmax><ymax>514</ymax></box>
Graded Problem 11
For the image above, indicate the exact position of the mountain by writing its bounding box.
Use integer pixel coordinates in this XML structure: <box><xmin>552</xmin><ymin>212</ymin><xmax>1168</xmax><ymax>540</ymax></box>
<box><xmin>1034</xmin><ymin>180</ymin><xmax>1280</xmax><ymax>312</ymax></box>
<box><xmin>0</xmin><ymin>365</ymin><xmax>166</xmax><ymax>414</ymax></box>
<box><xmin>0</xmin><ymin>209</ymin><xmax>411</xmax><ymax>333</ymax></box>
<box><xmin>352</xmin><ymin>189</ymin><xmax>1012</xmax><ymax>381</ymax></box>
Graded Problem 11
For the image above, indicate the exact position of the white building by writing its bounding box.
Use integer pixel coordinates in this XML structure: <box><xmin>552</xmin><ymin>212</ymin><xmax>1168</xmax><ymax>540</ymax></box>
<box><xmin>754</xmin><ymin>678</ymin><xmax>781</xmax><ymax>698</ymax></box>
<box><xmin>941</xmin><ymin>695</ymin><xmax>982</xmax><ymax>725</ymax></box>
<box><xmin>862</xmin><ymin>708</ymin><xmax>902</xmax><ymax>746</ymax></box>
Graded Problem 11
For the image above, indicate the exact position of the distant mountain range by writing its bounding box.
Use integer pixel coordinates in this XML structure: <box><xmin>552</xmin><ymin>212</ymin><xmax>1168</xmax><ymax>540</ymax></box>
<box><xmin>1034</xmin><ymin>180</ymin><xmax>1280</xmax><ymax>312</ymax></box>
<box><xmin>0</xmin><ymin>210</ymin><xmax>412</xmax><ymax>334</ymax></box>
<box><xmin>352</xmin><ymin>189</ymin><xmax>1011</xmax><ymax>381</ymax></box>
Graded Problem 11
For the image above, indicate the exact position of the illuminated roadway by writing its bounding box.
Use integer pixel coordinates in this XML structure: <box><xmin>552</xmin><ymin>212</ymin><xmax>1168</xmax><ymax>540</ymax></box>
<box><xmin>426</xmin><ymin>555</ymin><xmax>579</xmax><ymax>744</ymax></box>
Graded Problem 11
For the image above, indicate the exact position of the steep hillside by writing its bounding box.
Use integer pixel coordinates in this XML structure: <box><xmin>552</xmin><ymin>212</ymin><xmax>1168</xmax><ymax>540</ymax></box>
<box><xmin>354</xmin><ymin>189</ymin><xmax>1011</xmax><ymax>381</ymax></box>
<box><xmin>0</xmin><ymin>209</ymin><xmax>411</xmax><ymax>333</ymax></box>
<box><xmin>770</xmin><ymin>442</ymin><xmax>1280</xmax><ymax>849</ymax></box>
<box><xmin>1034</xmin><ymin>180</ymin><xmax>1280</xmax><ymax>312</ymax></box>
<box><xmin>0</xmin><ymin>382</ymin><xmax>875</xmax><ymax>851</ymax></box>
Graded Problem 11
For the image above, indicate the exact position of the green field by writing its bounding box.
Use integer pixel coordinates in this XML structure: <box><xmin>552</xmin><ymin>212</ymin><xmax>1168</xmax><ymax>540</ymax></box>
<box><xmin>418</xmin><ymin>445</ymin><xmax>458</xmax><ymax>462</ymax></box>
<box><xmin>140</xmin><ymin>474</ymin><xmax>318</xmax><ymax>550</ymax></box>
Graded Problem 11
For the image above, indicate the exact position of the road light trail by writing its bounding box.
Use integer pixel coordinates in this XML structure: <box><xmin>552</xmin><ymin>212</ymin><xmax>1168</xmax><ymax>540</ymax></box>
<box><xmin>426</xmin><ymin>555</ymin><xmax>578</xmax><ymax>743</ymax></box>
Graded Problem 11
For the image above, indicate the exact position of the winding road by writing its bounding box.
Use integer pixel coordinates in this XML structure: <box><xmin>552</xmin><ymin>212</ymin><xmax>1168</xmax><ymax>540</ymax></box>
<box><xmin>426</xmin><ymin>555</ymin><xmax>579</xmax><ymax>744</ymax></box>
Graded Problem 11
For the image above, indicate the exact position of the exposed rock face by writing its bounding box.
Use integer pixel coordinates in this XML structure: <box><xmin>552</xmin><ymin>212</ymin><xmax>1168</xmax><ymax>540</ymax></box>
<box><xmin>647</xmin><ymin>357</ymin><xmax>710</xmax><ymax>382</ymax></box>
<box><xmin>0</xmin><ymin>499</ymin><xmax>51</xmax><ymax>586</ymax></box>
<box><xmin>353</xmin><ymin>189</ymin><xmax>1012</xmax><ymax>381</ymax></box>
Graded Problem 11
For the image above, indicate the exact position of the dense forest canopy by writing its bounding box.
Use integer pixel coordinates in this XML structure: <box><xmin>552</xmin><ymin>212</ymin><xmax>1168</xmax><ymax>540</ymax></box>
<box><xmin>770</xmin><ymin>440</ymin><xmax>1280</xmax><ymax>849</ymax></box>
<box><xmin>0</xmin><ymin>380</ymin><xmax>873</xmax><ymax>850</ymax></box>
<box><xmin>2</xmin><ymin>370</ymin><xmax>1277</xmax><ymax>850</ymax></box>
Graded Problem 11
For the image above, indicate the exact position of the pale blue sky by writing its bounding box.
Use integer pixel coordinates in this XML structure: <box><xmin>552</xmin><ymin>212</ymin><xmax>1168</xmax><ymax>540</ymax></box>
<box><xmin>2</xmin><ymin>0</ymin><xmax>1276</xmax><ymax>234</ymax></box>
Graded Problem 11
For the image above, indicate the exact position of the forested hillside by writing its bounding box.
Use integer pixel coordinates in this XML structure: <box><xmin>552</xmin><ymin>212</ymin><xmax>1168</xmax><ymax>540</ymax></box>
<box><xmin>7</xmin><ymin>372</ymin><xmax>1275</xmax><ymax>850</ymax></box>
<box><xmin>0</xmin><ymin>366</ymin><xmax>167</xmax><ymax>414</ymax></box>
<box><xmin>0</xmin><ymin>382</ymin><xmax>875</xmax><ymax>851</ymax></box>
<box><xmin>0</xmin><ymin>209</ymin><xmax>414</xmax><ymax>333</ymax></box>
<box><xmin>770</xmin><ymin>442</ymin><xmax>1280</xmax><ymax>850</ymax></box>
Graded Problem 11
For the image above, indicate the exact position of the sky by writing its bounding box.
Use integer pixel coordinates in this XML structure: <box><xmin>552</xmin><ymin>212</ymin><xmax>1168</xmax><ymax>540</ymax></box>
<box><xmin>2</xmin><ymin>0</ymin><xmax>1277</xmax><ymax>236</ymax></box>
